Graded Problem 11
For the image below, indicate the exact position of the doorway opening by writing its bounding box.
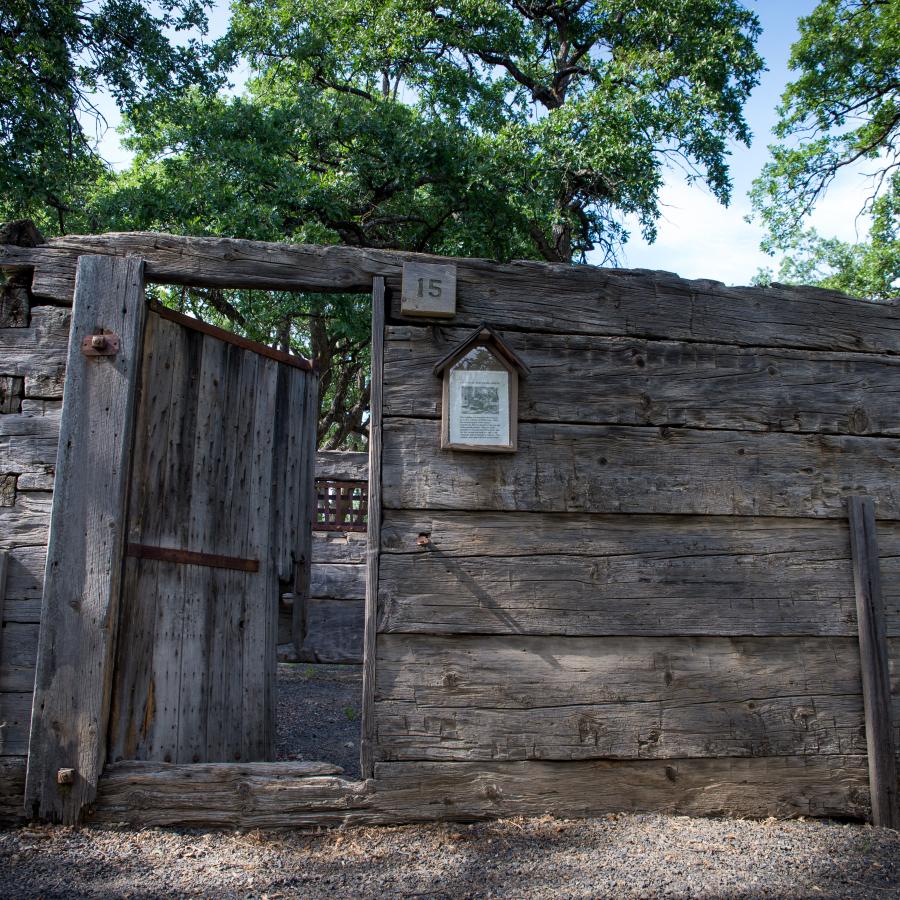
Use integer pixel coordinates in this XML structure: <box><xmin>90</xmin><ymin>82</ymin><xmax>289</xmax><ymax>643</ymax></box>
<box><xmin>277</xmin><ymin>473</ymin><xmax>368</xmax><ymax>779</ymax></box>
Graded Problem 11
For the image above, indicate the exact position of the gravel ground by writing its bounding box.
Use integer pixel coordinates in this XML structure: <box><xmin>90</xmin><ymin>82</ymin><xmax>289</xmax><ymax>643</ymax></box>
<box><xmin>275</xmin><ymin>663</ymin><xmax>362</xmax><ymax>779</ymax></box>
<box><xmin>0</xmin><ymin>814</ymin><xmax>897</xmax><ymax>898</ymax></box>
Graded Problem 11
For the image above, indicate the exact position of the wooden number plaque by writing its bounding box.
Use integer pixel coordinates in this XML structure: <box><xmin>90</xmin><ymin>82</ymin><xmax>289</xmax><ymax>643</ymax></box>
<box><xmin>400</xmin><ymin>262</ymin><xmax>457</xmax><ymax>318</ymax></box>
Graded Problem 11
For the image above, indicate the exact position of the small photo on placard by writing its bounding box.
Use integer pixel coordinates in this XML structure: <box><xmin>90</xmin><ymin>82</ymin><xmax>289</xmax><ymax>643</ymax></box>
<box><xmin>401</xmin><ymin>261</ymin><xmax>457</xmax><ymax>318</ymax></box>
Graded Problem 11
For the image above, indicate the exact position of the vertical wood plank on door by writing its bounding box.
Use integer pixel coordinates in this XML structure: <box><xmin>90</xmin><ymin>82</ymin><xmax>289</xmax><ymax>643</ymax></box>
<box><xmin>178</xmin><ymin>333</ymin><xmax>229</xmax><ymax>764</ymax></box>
<box><xmin>210</xmin><ymin>345</ymin><xmax>258</xmax><ymax>761</ymax></box>
<box><xmin>847</xmin><ymin>495</ymin><xmax>899</xmax><ymax>828</ymax></box>
<box><xmin>242</xmin><ymin>357</ymin><xmax>278</xmax><ymax>762</ymax></box>
<box><xmin>149</xmin><ymin>321</ymin><xmax>203</xmax><ymax>763</ymax></box>
<box><xmin>108</xmin><ymin>312</ymin><xmax>182</xmax><ymax>763</ymax></box>
<box><xmin>361</xmin><ymin>276</ymin><xmax>385</xmax><ymax>779</ymax></box>
<box><xmin>24</xmin><ymin>254</ymin><xmax>146</xmax><ymax>824</ymax></box>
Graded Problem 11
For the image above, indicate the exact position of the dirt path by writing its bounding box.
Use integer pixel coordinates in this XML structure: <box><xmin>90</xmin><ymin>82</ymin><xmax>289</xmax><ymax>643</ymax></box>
<box><xmin>275</xmin><ymin>663</ymin><xmax>362</xmax><ymax>779</ymax></box>
<box><xmin>1</xmin><ymin>814</ymin><xmax>898</xmax><ymax>898</ymax></box>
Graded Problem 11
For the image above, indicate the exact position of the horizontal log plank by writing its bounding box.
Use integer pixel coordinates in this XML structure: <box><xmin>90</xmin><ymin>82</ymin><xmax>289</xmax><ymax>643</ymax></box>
<box><xmin>373</xmin><ymin>634</ymin><xmax>877</xmax><ymax>762</ymax></box>
<box><xmin>0</xmin><ymin>403</ymin><xmax>62</xmax><ymax>475</ymax></box>
<box><xmin>89</xmin><ymin>762</ymin><xmax>375</xmax><ymax>828</ymax></box>
<box><xmin>376</xmin><ymin>634</ymin><xmax>869</xmax><ymax>708</ymax></box>
<box><xmin>0</xmin><ymin>759</ymin><xmax>26</xmax><ymax>823</ymax></box>
<box><xmin>0</xmin><ymin>492</ymin><xmax>51</xmax><ymax>550</ymax></box>
<box><xmin>379</xmin><ymin>511</ymin><xmax>900</xmax><ymax>636</ymax></box>
<box><xmin>0</xmin><ymin>305</ymin><xmax>70</xmax><ymax>350</ymax></box>
<box><xmin>0</xmin><ymin>357</ymin><xmax>67</xmax><ymax>397</ymax></box>
<box><xmin>16</xmin><ymin>471</ymin><xmax>53</xmax><ymax>491</ymax></box>
<box><xmin>0</xmin><ymin>691</ymin><xmax>31</xmax><ymax>756</ymax></box>
<box><xmin>376</xmin><ymin>695</ymin><xmax>870</xmax><ymax>762</ymax></box>
<box><xmin>371</xmin><ymin>757</ymin><xmax>872</xmax><ymax>822</ymax></box>
<box><xmin>5</xmin><ymin>234</ymin><xmax>900</xmax><ymax>356</ymax></box>
<box><xmin>316</xmin><ymin>451</ymin><xmax>369</xmax><ymax>482</ymax></box>
<box><xmin>0</xmin><ymin>622</ymin><xmax>37</xmax><ymax>691</ymax></box>
<box><xmin>296</xmin><ymin>598</ymin><xmax>364</xmax><ymax>664</ymax></box>
<box><xmin>82</xmin><ymin>756</ymin><xmax>874</xmax><ymax>826</ymax></box>
<box><xmin>385</xmin><ymin>327</ymin><xmax>900</xmax><ymax>436</ymax></box>
<box><xmin>313</xmin><ymin>530</ymin><xmax>367</xmax><ymax>564</ymax></box>
<box><xmin>311</xmin><ymin>562</ymin><xmax>366</xmax><ymax>600</ymax></box>
<box><xmin>382</xmin><ymin>418</ymin><xmax>900</xmax><ymax>520</ymax></box>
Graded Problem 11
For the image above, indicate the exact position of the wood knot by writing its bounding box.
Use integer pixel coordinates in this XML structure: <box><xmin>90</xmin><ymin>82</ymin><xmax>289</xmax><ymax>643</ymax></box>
<box><xmin>442</xmin><ymin>672</ymin><xmax>462</xmax><ymax>691</ymax></box>
<box><xmin>848</xmin><ymin>407</ymin><xmax>869</xmax><ymax>434</ymax></box>
<box><xmin>578</xmin><ymin>714</ymin><xmax>602</xmax><ymax>746</ymax></box>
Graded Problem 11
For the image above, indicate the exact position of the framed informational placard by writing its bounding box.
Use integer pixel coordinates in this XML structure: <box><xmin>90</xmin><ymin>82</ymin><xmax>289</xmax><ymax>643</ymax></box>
<box><xmin>449</xmin><ymin>365</ymin><xmax>510</xmax><ymax>447</ymax></box>
<box><xmin>433</xmin><ymin>324</ymin><xmax>530</xmax><ymax>453</ymax></box>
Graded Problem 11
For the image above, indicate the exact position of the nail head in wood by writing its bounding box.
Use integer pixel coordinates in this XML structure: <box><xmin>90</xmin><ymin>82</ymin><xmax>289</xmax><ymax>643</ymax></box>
<box><xmin>80</xmin><ymin>332</ymin><xmax>120</xmax><ymax>357</ymax></box>
<box><xmin>56</xmin><ymin>768</ymin><xmax>76</xmax><ymax>785</ymax></box>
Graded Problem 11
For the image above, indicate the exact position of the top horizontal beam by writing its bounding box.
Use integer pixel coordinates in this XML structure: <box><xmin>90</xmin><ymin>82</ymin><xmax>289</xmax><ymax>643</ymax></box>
<box><xmin>3</xmin><ymin>231</ymin><xmax>900</xmax><ymax>356</ymax></box>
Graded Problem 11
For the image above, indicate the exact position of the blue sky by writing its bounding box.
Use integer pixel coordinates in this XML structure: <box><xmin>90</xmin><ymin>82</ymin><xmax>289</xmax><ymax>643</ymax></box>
<box><xmin>90</xmin><ymin>1</ymin><xmax>874</xmax><ymax>286</ymax></box>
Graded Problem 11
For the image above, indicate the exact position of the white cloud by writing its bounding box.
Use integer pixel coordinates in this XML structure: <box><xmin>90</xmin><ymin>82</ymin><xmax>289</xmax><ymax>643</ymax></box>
<box><xmin>615</xmin><ymin>181</ymin><xmax>770</xmax><ymax>285</ymax></box>
<box><xmin>614</xmin><ymin>159</ymin><xmax>879</xmax><ymax>286</ymax></box>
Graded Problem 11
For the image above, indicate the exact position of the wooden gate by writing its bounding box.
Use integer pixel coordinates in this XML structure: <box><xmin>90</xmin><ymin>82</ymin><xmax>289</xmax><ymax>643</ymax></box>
<box><xmin>24</xmin><ymin>255</ymin><xmax>317</xmax><ymax>821</ymax></box>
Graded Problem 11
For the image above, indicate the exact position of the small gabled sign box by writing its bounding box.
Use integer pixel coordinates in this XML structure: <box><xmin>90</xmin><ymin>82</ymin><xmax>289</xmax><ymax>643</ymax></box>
<box><xmin>433</xmin><ymin>324</ymin><xmax>530</xmax><ymax>452</ymax></box>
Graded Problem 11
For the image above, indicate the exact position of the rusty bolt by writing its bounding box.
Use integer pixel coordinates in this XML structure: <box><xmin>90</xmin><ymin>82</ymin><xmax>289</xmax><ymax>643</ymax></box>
<box><xmin>57</xmin><ymin>767</ymin><xmax>76</xmax><ymax>785</ymax></box>
<box><xmin>416</xmin><ymin>533</ymin><xmax>431</xmax><ymax>547</ymax></box>
<box><xmin>91</xmin><ymin>334</ymin><xmax>107</xmax><ymax>350</ymax></box>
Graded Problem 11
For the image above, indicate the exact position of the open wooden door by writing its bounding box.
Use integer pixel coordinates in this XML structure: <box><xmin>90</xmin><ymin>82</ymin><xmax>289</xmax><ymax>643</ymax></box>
<box><xmin>25</xmin><ymin>264</ymin><xmax>317</xmax><ymax>823</ymax></box>
<box><xmin>107</xmin><ymin>304</ymin><xmax>317</xmax><ymax>765</ymax></box>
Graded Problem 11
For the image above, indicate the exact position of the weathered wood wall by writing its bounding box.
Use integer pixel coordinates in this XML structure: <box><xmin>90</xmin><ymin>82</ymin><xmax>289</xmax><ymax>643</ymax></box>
<box><xmin>280</xmin><ymin>451</ymin><xmax>368</xmax><ymax>664</ymax></box>
<box><xmin>373</xmin><ymin>262</ymin><xmax>900</xmax><ymax>822</ymax></box>
<box><xmin>0</xmin><ymin>283</ymin><xmax>67</xmax><ymax>776</ymax></box>
<box><xmin>2</xmin><ymin>231</ymin><xmax>899</xmax><ymax>826</ymax></box>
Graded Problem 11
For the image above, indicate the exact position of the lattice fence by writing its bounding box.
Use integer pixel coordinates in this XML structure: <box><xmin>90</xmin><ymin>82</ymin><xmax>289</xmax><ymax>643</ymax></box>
<box><xmin>315</xmin><ymin>479</ymin><xmax>368</xmax><ymax>531</ymax></box>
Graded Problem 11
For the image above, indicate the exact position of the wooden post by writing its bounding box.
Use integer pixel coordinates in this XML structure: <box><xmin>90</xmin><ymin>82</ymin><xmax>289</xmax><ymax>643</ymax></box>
<box><xmin>847</xmin><ymin>495</ymin><xmax>899</xmax><ymax>829</ymax></box>
<box><xmin>360</xmin><ymin>276</ymin><xmax>385</xmax><ymax>780</ymax></box>
<box><xmin>24</xmin><ymin>255</ymin><xmax>146</xmax><ymax>824</ymax></box>
<box><xmin>291</xmin><ymin>369</ymin><xmax>318</xmax><ymax>662</ymax></box>
<box><xmin>0</xmin><ymin>549</ymin><xmax>7</xmax><ymax>671</ymax></box>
